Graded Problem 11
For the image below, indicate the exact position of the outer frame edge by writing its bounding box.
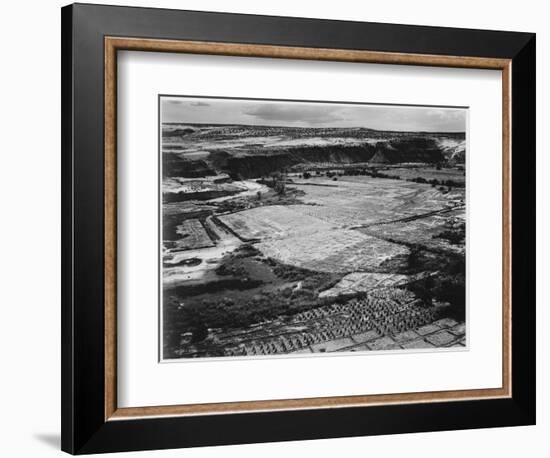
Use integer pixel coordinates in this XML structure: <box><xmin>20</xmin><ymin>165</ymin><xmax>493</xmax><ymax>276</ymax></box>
<box><xmin>77</xmin><ymin>398</ymin><xmax>531</xmax><ymax>454</ymax></box>
<box><xmin>61</xmin><ymin>3</ymin><xmax>75</xmax><ymax>455</ymax></box>
<box><xmin>509</xmin><ymin>33</ymin><xmax>536</xmax><ymax>425</ymax></box>
<box><xmin>63</xmin><ymin>4</ymin><xmax>536</xmax><ymax>454</ymax></box>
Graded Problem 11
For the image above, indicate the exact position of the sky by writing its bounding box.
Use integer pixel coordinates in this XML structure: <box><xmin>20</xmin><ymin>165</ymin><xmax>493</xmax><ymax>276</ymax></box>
<box><xmin>161</xmin><ymin>96</ymin><xmax>467</xmax><ymax>132</ymax></box>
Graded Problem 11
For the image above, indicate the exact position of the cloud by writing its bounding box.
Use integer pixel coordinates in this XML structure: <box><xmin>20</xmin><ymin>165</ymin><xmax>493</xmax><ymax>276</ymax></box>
<box><xmin>162</xmin><ymin>97</ymin><xmax>466</xmax><ymax>131</ymax></box>
<box><xmin>164</xmin><ymin>99</ymin><xmax>211</xmax><ymax>107</ymax></box>
<box><xmin>244</xmin><ymin>104</ymin><xmax>344</xmax><ymax>125</ymax></box>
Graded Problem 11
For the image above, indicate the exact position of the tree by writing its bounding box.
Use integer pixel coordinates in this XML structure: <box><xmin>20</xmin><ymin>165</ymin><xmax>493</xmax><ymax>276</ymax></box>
<box><xmin>275</xmin><ymin>180</ymin><xmax>286</xmax><ymax>195</ymax></box>
<box><xmin>228</xmin><ymin>172</ymin><xmax>243</xmax><ymax>181</ymax></box>
<box><xmin>406</xmin><ymin>244</ymin><xmax>423</xmax><ymax>272</ymax></box>
<box><xmin>270</xmin><ymin>171</ymin><xmax>286</xmax><ymax>195</ymax></box>
<box><xmin>408</xmin><ymin>276</ymin><xmax>434</xmax><ymax>307</ymax></box>
<box><xmin>190</xmin><ymin>321</ymin><xmax>208</xmax><ymax>343</ymax></box>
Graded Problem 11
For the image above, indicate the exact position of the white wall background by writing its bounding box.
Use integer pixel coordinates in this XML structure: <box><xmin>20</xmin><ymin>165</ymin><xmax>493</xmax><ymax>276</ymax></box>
<box><xmin>0</xmin><ymin>0</ymin><xmax>544</xmax><ymax>456</ymax></box>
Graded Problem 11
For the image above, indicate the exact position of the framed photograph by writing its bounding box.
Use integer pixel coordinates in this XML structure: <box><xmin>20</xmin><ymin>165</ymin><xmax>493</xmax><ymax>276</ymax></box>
<box><xmin>61</xmin><ymin>3</ymin><xmax>536</xmax><ymax>454</ymax></box>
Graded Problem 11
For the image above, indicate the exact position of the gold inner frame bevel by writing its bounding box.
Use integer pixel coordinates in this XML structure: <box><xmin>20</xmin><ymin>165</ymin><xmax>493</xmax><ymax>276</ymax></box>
<box><xmin>104</xmin><ymin>37</ymin><xmax>512</xmax><ymax>421</ymax></box>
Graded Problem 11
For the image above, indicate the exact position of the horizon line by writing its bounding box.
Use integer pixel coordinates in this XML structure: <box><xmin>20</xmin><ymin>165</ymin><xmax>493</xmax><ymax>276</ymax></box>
<box><xmin>161</xmin><ymin>121</ymin><xmax>466</xmax><ymax>135</ymax></box>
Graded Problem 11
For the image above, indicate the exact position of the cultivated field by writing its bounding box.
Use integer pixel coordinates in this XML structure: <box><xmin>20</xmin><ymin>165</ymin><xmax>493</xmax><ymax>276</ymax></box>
<box><xmin>172</xmin><ymin>219</ymin><xmax>214</xmax><ymax>251</ymax></box>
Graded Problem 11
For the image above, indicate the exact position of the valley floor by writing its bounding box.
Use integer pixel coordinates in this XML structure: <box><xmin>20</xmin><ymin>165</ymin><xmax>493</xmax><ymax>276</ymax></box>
<box><xmin>162</xmin><ymin>171</ymin><xmax>466</xmax><ymax>359</ymax></box>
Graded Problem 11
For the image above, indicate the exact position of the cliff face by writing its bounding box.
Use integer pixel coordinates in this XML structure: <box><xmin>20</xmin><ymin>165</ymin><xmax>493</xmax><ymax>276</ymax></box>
<box><xmin>438</xmin><ymin>139</ymin><xmax>466</xmax><ymax>164</ymax></box>
<box><xmin>223</xmin><ymin>138</ymin><xmax>445</xmax><ymax>178</ymax></box>
<box><xmin>369</xmin><ymin>138</ymin><xmax>445</xmax><ymax>164</ymax></box>
<box><xmin>163</xmin><ymin>156</ymin><xmax>216</xmax><ymax>178</ymax></box>
<box><xmin>163</xmin><ymin>135</ymin><xmax>457</xmax><ymax>179</ymax></box>
<box><xmin>225</xmin><ymin>145</ymin><xmax>376</xmax><ymax>178</ymax></box>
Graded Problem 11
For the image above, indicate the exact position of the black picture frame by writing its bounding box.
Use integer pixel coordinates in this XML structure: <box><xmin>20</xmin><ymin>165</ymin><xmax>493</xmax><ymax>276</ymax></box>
<box><xmin>61</xmin><ymin>3</ymin><xmax>535</xmax><ymax>454</ymax></box>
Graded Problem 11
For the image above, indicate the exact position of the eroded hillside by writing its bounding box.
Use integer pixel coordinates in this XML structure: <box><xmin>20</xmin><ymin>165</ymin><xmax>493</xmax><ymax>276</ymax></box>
<box><xmin>162</xmin><ymin>124</ymin><xmax>465</xmax><ymax>178</ymax></box>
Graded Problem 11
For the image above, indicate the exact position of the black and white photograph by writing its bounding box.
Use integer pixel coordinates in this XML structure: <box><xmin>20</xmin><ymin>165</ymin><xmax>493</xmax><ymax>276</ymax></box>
<box><xmin>161</xmin><ymin>96</ymin><xmax>467</xmax><ymax>359</ymax></box>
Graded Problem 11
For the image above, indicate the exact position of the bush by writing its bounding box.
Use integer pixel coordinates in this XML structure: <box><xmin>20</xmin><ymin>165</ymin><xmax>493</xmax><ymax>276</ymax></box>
<box><xmin>434</xmin><ymin>227</ymin><xmax>465</xmax><ymax>245</ymax></box>
<box><xmin>407</xmin><ymin>276</ymin><xmax>434</xmax><ymax>307</ymax></box>
<box><xmin>412</xmin><ymin>177</ymin><xmax>428</xmax><ymax>184</ymax></box>
<box><xmin>402</xmin><ymin>247</ymin><xmax>465</xmax><ymax>319</ymax></box>
<box><xmin>433</xmin><ymin>275</ymin><xmax>465</xmax><ymax>320</ymax></box>
<box><xmin>190</xmin><ymin>322</ymin><xmax>208</xmax><ymax>343</ymax></box>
